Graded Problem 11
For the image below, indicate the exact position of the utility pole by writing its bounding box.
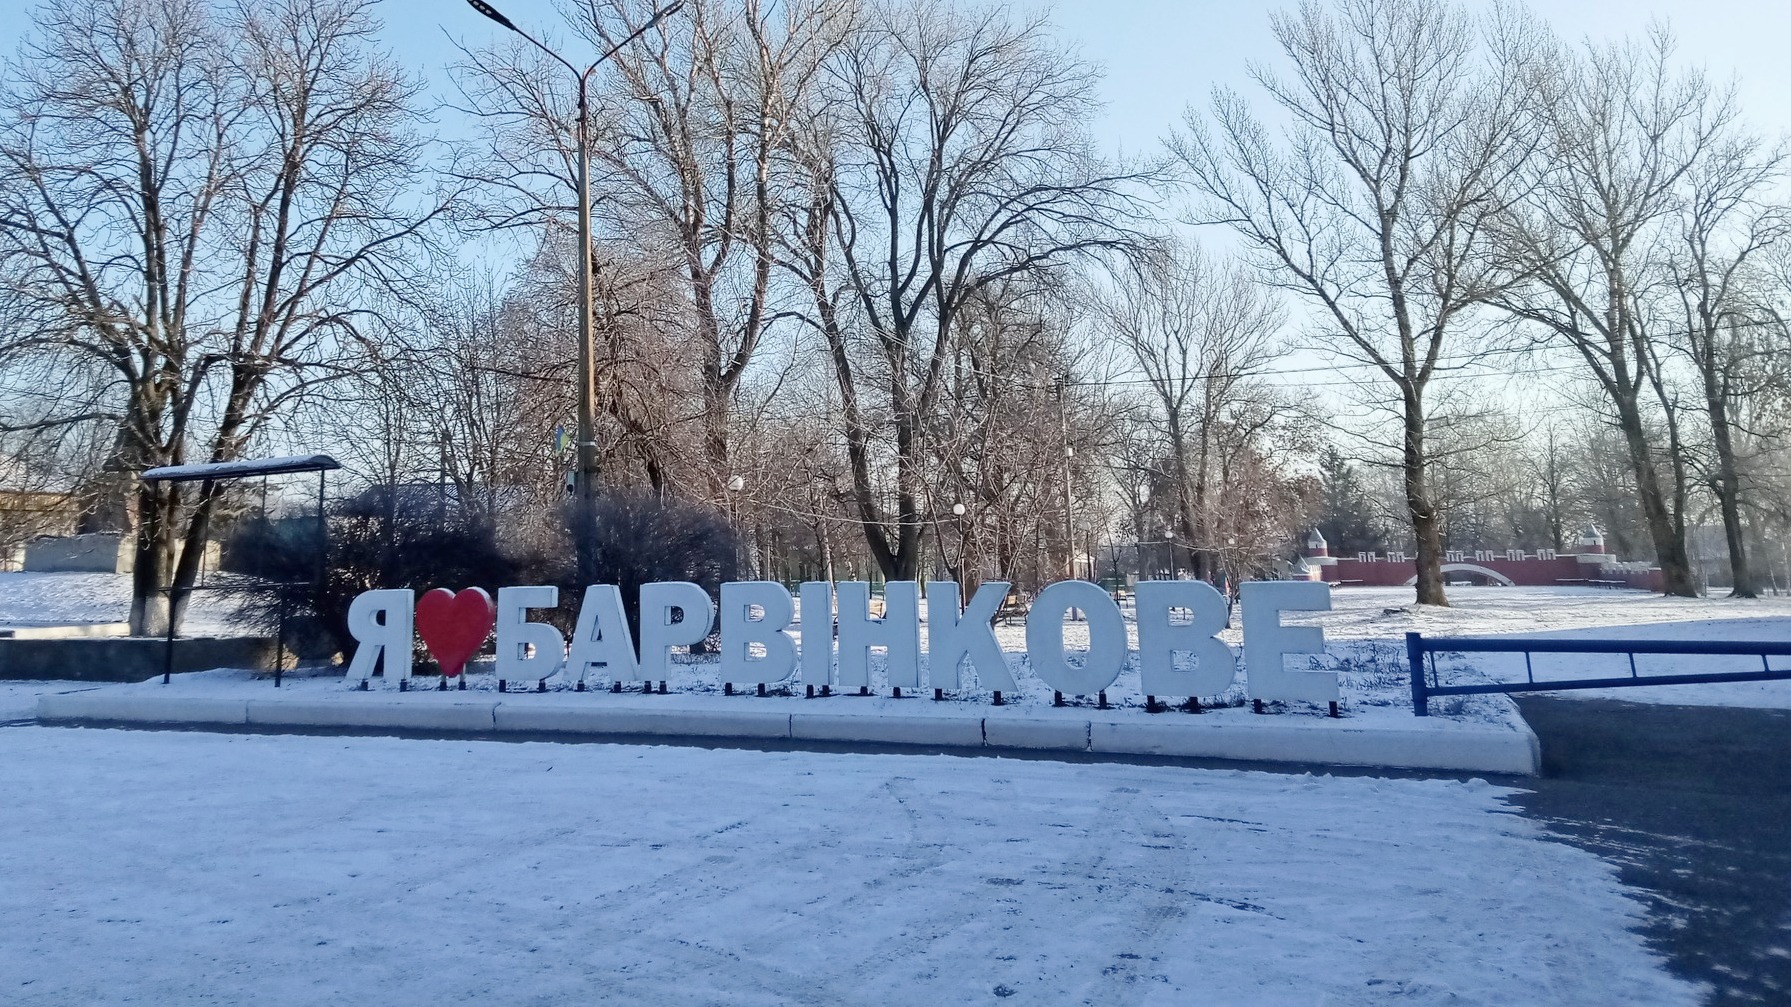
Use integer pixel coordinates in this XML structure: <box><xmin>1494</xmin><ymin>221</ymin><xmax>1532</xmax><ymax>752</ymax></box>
<box><xmin>466</xmin><ymin>0</ymin><xmax>684</xmax><ymax>584</ymax></box>
<box><xmin>1054</xmin><ymin>375</ymin><xmax>1075</xmax><ymax>584</ymax></box>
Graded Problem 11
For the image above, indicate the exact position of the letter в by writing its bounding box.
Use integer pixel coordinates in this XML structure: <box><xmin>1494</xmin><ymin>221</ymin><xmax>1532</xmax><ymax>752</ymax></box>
<box><xmin>719</xmin><ymin>582</ymin><xmax>797</xmax><ymax>686</ymax></box>
<box><xmin>1135</xmin><ymin>580</ymin><xmax>1235</xmax><ymax>698</ymax></box>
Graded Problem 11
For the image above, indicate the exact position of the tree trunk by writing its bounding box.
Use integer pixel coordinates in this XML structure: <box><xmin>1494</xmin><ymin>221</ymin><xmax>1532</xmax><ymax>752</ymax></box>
<box><xmin>1612</xmin><ymin>396</ymin><xmax>1697</xmax><ymax>597</ymax></box>
<box><xmin>128</xmin><ymin>479</ymin><xmax>177</xmax><ymax>636</ymax></box>
<box><xmin>168</xmin><ymin>481</ymin><xmax>221</xmax><ymax>633</ymax></box>
<box><xmin>703</xmin><ymin>377</ymin><xmax>731</xmax><ymax>499</ymax></box>
<box><xmin>1704</xmin><ymin>379</ymin><xmax>1756</xmax><ymax>597</ymax></box>
<box><xmin>1404</xmin><ymin>387</ymin><xmax>1447</xmax><ymax>607</ymax></box>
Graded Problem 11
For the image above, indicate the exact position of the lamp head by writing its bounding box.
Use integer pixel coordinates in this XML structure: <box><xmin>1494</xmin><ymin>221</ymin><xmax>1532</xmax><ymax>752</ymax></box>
<box><xmin>467</xmin><ymin>0</ymin><xmax>519</xmax><ymax>32</ymax></box>
<box><xmin>644</xmin><ymin>1</ymin><xmax>685</xmax><ymax>30</ymax></box>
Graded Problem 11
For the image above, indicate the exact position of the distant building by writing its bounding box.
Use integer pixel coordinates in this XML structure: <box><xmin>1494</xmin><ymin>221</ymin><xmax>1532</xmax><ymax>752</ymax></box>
<box><xmin>1293</xmin><ymin>525</ymin><xmax>1664</xmax><ymax>592</ymax></box>
<box><xmin>0</xmin><ymin>488</ymin><xmax>80</xmax><ymax>570</ymax></box>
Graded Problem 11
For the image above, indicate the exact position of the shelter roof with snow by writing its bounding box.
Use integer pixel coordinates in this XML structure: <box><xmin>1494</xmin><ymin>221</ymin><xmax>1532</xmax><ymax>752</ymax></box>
<box><xmin>140</xmin><ymin>455</ymin><xmax>341</xmax><ymax>483</ymax></box>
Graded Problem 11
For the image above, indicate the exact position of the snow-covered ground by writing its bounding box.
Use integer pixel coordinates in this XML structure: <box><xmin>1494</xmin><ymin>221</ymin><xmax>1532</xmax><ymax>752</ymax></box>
<box><xmin>1455</xmin><ymin>618</ymin><xmax>1791</xmax><ymax>710</ymax></box>
<box><xmin>0</xmin><ymin>726</ymin><xmax>1699</xmax><ymax>1005</ymax></box>
<box><xmin>6</xmin><ymin>577</ymin><xmax>1774</xmax><ymax>1001</ymax></box>
<box><xmin>1324</xmin><ymin>586</ymin><xmax>1791</xmax><ymax>710</ymax></box>
<box><xmin>0</xmin><ymin>571</ymin><xmax>242</xmax><ymax>634</ymax></box>
<box><xmin>1311</xmin><ymin>584</ymin><xmax>1791</xmax><ymax>640</ymax></box>
<box><xmin>0</xmin><ymin>680</ymin><xmax>69</xmax><ymax>721</ymax></box>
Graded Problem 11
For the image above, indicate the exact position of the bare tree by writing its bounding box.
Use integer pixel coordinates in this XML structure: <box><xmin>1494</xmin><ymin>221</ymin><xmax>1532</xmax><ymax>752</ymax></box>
<box><xmin>790</xmin><ymin>0</ymin><xmax>1147</xmax><ymax>581</ymax></box>
<box><xmin>454</xmin><ymin>0</ymin><xmax>852</xmax><ymax>501</ymax></box>
<box><xmin>924</xmin><ymin>278</ymin><xmax>1114</xmax><ymax>591</ymax></box>
<box><xmin>1490</xmin><ymin>27</ymin><xmax>1735</xmax><ymax>597</ymax></box>
<box><xmin>0</xmin><ymin>0</ymin><xmax>446</xmax><ymax>632</ymax></box>
<box><xmin>1103</xmin><ymin>240</ymin><xmax>1284</xmax><ymax>580</ymax></box>
<box><xmin>1667</xmin><ymin>131</ymin><xmax>1787</xmax><ymax>597</ymax></box>
<box><xmin>1528</xmin><ymin>424</ymin><xmax>1573</xmax><ymax>553</ymax></box>
<box><xmin>1172</xmin><ymin>0</ymin><xmax>1539</xmax><ymax>606</ymax></box>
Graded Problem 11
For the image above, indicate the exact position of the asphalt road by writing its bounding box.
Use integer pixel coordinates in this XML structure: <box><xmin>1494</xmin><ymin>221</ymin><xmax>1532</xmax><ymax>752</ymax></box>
<box><xmin>1512</xmin><ymin>696</ymin><xmax>1791</xmax><ymax>1006</ymax></box>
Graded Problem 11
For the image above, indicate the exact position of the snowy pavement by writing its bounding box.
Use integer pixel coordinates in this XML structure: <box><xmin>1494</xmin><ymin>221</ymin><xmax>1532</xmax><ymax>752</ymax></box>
<box><xmin>4</xmin><ymin>578</ymin><xmax>1775</xmax><ymax>1002</ymax></box>
<box><xmin>0</xmin><ymin>726</ymin><xmax>1699</xmax><ymax>1006</ymax></box>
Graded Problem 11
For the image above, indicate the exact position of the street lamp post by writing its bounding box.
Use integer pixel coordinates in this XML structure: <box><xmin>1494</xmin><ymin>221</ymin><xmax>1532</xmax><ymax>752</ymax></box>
<box><xmin>466</xmin><ymin>0</ymin><xmax>683</xmax><ymax>584</ymax></box>
<box><xmin>727</xmin><ymin>474</ymin><xmax>745</xmax><ymax>577</ymax></box>
<box><xmin>951</xmin><ymin>502</ymin><xmax>967</xmax><ymax>595</ymax></box>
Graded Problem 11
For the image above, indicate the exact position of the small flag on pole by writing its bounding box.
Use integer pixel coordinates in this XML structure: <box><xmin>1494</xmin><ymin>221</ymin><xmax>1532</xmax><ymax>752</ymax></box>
<box><xmin>554</xmin><ymin>425</ymin><xmax>572</xmax><ymax>454</ymax></box>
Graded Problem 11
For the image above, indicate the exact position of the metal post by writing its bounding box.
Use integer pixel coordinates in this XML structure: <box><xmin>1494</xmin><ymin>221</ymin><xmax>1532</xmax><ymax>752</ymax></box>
<box><xmin>162</xmin><ymin>587</ymin><xmax>175</xmax><ymax>685</ymax></box>
<box><xmin>313</xmin><ymin>467</ymin><xmax>328</xmax><ymax>684</ymax></box>
<box><xmin>275</xmin><ymin>591</ymin><xmax>286</xmax><ymax>688</ymax></box>
<box><xmin>462</xmin><ymin>0</ymin><xmax>684</xmax><ymax>585</ymax></box>
<box><xmin>1054</xmin><ymin>376</ymin><xmax>1074</xmax><ymax>584</ymax></box>
<box><xmin>573</xmin><ymin>70</ymin><xmax>599</xmax><ymax>588</ymax></box>
<box><xmin>1407</xmin><ymin>632</ymin><xmax>1428</xmax><ymax>716</ymax></box>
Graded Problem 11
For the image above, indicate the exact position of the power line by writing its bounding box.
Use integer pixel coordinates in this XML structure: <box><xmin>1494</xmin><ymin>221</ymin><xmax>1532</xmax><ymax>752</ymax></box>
<box><xmin>946</xmin><ymin>313</ymin><xmax>1790</xmax><ymax>393</ymax></box>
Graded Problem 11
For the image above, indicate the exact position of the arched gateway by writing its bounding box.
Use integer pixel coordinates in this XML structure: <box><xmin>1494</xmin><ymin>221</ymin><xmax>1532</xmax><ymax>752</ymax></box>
<box><xmin>1401</xmin><ymin>563</ymin><xmax>1515</xmax><ymax>587</ymax></box>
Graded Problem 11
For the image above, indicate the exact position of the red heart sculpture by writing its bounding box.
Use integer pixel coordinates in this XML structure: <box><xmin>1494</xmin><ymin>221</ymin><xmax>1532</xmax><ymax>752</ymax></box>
<box><xmin>415</xmin><ymin>587</ymin><xmax>496</xmax><ymax>678</ymax></box>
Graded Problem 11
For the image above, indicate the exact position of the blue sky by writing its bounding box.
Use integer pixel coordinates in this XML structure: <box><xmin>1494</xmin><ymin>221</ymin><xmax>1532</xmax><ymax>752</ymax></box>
<box><xmin>414</xmin><ymin>0</ymin><xmax>1791</xmax><ymax>153</ymax></box>
<box><xmin>3</xmin><ymin>1</ymin><xmax>1787</xmax><ymax>437</ymax></box>
<box><xmin>4</xmin><ymin>1</ymin><xmax>1788</xmax><ymax>162</ymax></box>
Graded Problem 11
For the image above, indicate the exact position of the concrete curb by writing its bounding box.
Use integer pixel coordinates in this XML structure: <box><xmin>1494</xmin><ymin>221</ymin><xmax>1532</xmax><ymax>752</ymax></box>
<box><xmin>37</xmin><ymin>692</ymin><xmax>249</xmax><ymax>725</ymax></box>
<box><xmin>248</xmin><ymin>699</ymin><xmax>498</xmax><ymax>733</ymax></box>
<box><xmin>790</xmin><ymin>711</ymin><xmax>986</xmax><ymax>748</ymax></box>
<box><xmin>983</xmin><ymin>717</ymin><xmax>1092</xmax><ymax>752</ymax></box>
<box><xmin>34</xmin><ymin>691</ymin><xmax>1541</xmax><ymax>775</ymax></box>
<box><xmin>495</xmin><ymin>705</ymin><xmax>792</xmax><ymax>740</ymax></box>
<box><xmin>1087</xmin><ymin>718</ymin><xmax>1541</xmax><ymax>775</ymax></box>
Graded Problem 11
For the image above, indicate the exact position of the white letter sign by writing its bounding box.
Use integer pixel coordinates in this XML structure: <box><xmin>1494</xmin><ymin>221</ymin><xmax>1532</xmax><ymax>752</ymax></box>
<box><xmin>495</xmin><ymin>586</ymin><xmax>564</xmax><ymax>682</ymax></box>
<box><xmin>1240</xmin><ymin>580</ymin><xmax>1336</xmax><ymax>703</ymax></box>
<box><xmin>798</xmin><ymin>581</ymin><xmax>834</xmax><ymax>688</ymax></box>
<box><xmin>344</xmin><ymin>589</ymin><xmax>414</xmax><ymax>684</ymax></box>
<box><xmin>833</xmin><ymin>581</ymin><xmax>920</xmax><ymax>690</ymax></box>
<box><xmin>1135</xmin><ymin>580</ymin><xmax>1235</xmax><ymax>698</ymax></box>
<box><xmin>925</xmin><ymin>581</ymin><xmax>1015</xmax><ymax>691</ymax></box>
<box><xmin>1025</xmin><ymin>580</ymin><xmax>1126</xmax><ymax>695</ymax></box>
<box><xmin>345</xmin><ymin>577</ymin><xmax>1355</xmax><ymax>711</ymax></box>
<box><xmin>638</xmin><ymin>581</ymin><xmax>714</xmax><ymax>682</ymax></box>
<box><xmin>565</xmin><ymin>585</ymin><xmax>640</xmax><ymax>686</ymax></box>
<box><xmin>720</xmin><ymin>582</ymin><xmax>796</xmax><ymax>686</ymax></box>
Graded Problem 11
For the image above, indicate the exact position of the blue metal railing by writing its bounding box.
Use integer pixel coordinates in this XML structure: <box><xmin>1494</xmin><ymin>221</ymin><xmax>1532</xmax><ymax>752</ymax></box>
<box><xmin>1407</xmin><ymin>632</ymin><xmax>1791</xmax><ymax>716</ymax></box>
